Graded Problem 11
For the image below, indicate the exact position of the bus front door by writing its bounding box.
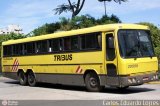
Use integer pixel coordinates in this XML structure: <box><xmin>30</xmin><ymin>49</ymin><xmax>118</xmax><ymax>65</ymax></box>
<box><xmin>105</xmin><ymin>32</ymin><xmax>119</xmax><ymax>87</ymax></box>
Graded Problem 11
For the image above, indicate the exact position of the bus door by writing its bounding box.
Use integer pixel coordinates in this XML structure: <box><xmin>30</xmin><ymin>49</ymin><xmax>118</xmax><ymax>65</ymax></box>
<box><xmin>105</xmin><ymin>32</ymin><xmax>119</xmax><ymax>86</ymax></box>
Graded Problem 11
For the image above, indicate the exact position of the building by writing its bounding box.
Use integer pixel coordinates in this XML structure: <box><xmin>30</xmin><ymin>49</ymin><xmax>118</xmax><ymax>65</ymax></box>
<box><xmin>0</xmin><ymin>28</ymin><xmax>5</xmax><ymax>34</ymax></box>
<box><xmin>0</xmin><ymin>24</ymin><xmax>23</xmax><ymax>35</ymax></box>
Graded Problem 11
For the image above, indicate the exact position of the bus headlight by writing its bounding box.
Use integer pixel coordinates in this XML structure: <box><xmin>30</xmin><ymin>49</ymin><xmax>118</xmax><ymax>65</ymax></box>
<box><xmin>155</xmin><ymin>75</ymin><xmax>158</xmax><ymax>80</ymax></box>
<box><xmin>132</xmin><ymin>78</ymin><xmax>136</xmax><ymax>83</ymax></box>
<box><xmin>128</xmin><ymin>78</ymin><xmax>136</xmax><ymax>84</ymax></box>
<box><xmin>153</xmin><ymin>76</ymin><xmax>156</xmax><ymax>80</ymax></box>
<box><xmin>128</xmin><ymin>79</ymin><xmax>132</xmax><ymax>84</ymax></box>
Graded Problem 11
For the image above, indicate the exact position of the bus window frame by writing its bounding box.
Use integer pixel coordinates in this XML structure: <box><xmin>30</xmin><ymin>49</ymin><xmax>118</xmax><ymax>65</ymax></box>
<box><xmin>2</xmin><ymin>32</ymin><xmax>102</xmax><ymax>57</ymax></box>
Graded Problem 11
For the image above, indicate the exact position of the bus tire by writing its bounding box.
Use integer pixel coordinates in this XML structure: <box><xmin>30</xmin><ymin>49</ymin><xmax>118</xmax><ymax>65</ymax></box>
<box><xmin>85</xmin><ymin>72</ymin><xmax>102</xmax><ymax>92</ymax></box>
<box><xmin>27</xmin><ymin>71</ymin><xmax>37</xmax><ymax>87</ymax></box>
<box><xmin>18</xmin><ymin>71</ymin><xmax>27</xmax><ymax>86</ymax></box>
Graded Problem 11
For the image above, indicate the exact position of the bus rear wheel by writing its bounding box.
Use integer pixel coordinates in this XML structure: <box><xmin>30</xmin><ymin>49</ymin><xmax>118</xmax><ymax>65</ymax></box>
<box><xmin>85</xmin><ymin>72</ymin><xmax>102</xmax><ymax>92</ymax></box>
<box><xmin>18</xmin><ymin>71</ymin><xmax>27</xmax><ymax>86</ymax></box>
<box><xmin>28</xmin><ymin>71</ymin><xmax>37</xmax><ymax>87</ymax></box>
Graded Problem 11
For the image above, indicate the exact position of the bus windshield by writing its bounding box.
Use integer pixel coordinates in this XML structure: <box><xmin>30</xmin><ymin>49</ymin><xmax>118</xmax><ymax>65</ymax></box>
<box><xmin>118</xmin><ymin>29</ymin><xmax>155</xmax><ymax>58</ymax></box>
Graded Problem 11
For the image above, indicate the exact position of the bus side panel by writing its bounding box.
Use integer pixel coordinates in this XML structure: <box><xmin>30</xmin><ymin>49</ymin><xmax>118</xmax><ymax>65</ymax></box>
<box><xmin>2</xmin><ymin>72</ymin><xmax>17</xmax><ymax>80</ymax></box>
<box><xmin>2</xmin><ymin>51</ymin><xmax>106</xmax><ymax>86</ymax></box>
<box><xmin>2</xmin><ymin>64</ymin><xmax>103</xmax><ymax>86</ymax></box>
<box><xmin>35</xmin><ymin>73</ymin><xmax>85</xmax><ymax>86</ymax></box>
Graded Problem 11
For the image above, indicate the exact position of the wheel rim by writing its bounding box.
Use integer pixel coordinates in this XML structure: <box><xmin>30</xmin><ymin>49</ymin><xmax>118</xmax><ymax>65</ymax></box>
<box><xmin>89</xmin><ymin>77</ymin><xmax>98</xmax><ymax>88</ymax></box>
<box><xmin>19</xmin><ymin>73</ymin><xmax>25</xmax><ymax>82</ymax></box>
<box><xmin>28</xmin><ymin>73</ymin><xmax>35</xmax><ymax>84</ymax></box>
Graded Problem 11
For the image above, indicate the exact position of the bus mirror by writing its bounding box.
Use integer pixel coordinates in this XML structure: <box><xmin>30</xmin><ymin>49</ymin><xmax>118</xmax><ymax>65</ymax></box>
<box><xmin>108</xmin><ymin>37</ymin><xmax>114</xmax><ymax>49</ymax></box>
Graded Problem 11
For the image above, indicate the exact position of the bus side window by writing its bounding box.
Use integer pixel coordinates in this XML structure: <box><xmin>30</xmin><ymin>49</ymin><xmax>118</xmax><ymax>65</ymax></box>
<box><xmin>80</xmin><ymin>35</ymin><xmax>86</xmax><ymax>50</ymax></box>
<box><xmin>71</xmin><ymin>36</ymin><xmax>79</xmax><ymax>50</ymax></box>
<box><xmin>26</xmin><ymin>42</ymin><xmax>35</xmax><ymax>54</ymax></box>
<box><xmin>18</xmin><ymin>44</ymin><xmax>23</xmax><ymax>55</ymax></box>
<box><xmin>13</xmin><ymin>44</ymin><xmax>22</xmax><ymax>55</ymax></box>
<box><xmin>3</xmin><ymin>45</ymin><xmax>12</xmax><ymax>56</ymax></box>
<box><xmin>48</xmin><ymin>40</ymin><xmax>52</xmax><ymax>52</ymax></box>
<box><xmin>96</xmin><ymin>33</ymin><xmax>102</xmax><ymax>49</ymax></box>
<box><xmin>23</xmin><ymin>44</ymin><xmax>27</xmax><ymax>55</ymax></box>
<box><xmin>59</xmin><ymin>38</ymin><xmax>63</xmax><ymax>51</ymax></box>
<box><xmin>12</xmin><ymin>45</ymin><xmax>16</xmax><ymax>55</ymax></box>
<box><xmin>36</xmin><ymin>40</ymin><xmax>47</xmax><ymax>53</ymax></box>
<box><xmin>85</xmin><ymin>34</ymin><xmax>95</xmax><ymax>49</ymax></box>
<box><xmin>106</xmin><ymin>34</ymin><xmax>115</xmax><ymax>61</ymax></box>
<box><xmin>50</xmin><ymin>38</ymin><xmax>62</xmax><ymax>52</ymax></box>
<box><xmin>80</xmin><ymin>32</ymin><xmax>102</xmax><ymax>50</ymax></box>
<box><xmin>64</xmin><ymin>37</ymin><xmax>71</xmax><ymax>51</ymax></box>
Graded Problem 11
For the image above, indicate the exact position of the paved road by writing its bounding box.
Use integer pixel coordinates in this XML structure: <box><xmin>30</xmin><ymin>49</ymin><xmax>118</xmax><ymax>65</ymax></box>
<box><xmin>0</xmin><ymin>77</ymin><xmax>160</xmax><ymax>106</ymax></box>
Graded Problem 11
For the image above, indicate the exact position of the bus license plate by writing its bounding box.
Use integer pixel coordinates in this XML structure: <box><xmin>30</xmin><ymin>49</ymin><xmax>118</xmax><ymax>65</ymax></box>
<box><xmin>143</xmin><ymin>77</ymin><xmax>149</xmax><ymax>81</ymax></box>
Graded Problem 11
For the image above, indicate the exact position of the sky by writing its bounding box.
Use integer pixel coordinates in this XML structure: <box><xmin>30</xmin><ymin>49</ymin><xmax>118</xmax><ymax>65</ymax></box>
<box><xmin>0</xmin><ymin>0</ymin><xmax>160</xmax><ymax>34</ymax></box>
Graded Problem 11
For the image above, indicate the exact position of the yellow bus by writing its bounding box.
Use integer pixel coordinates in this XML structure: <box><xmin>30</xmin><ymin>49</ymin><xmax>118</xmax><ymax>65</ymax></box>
<box><xmin>2</xmin><ymin>24</ymin><xmax>159</xmax><ymax>92</ymax></box>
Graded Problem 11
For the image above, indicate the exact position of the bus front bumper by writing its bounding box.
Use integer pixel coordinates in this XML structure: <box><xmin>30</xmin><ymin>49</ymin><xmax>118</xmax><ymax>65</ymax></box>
<box><xmin>104</xmin><ymin>73</ymin><xmax>159</xmax><ymax>87</ymax></box>
<box><xmin>119</xmin><ymin>73</ymin><xmax>159</xmax><ymax>87</ymax></box>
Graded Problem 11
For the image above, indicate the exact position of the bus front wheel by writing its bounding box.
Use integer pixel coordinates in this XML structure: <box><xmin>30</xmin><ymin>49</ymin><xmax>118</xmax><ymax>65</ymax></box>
<box><xmin>85</xmin><ymin>72</ymin><xmax>102</xmax><ymax>92</ymax></box>
<box><xmin>27</xmin><ymin>71</ymin><xmax>37</xmax><ymax>87</ymax></box>
<box><xmin>18</xmin><ymin>71</ymin><xmax>27</xmax><ymax>86</ymax></box>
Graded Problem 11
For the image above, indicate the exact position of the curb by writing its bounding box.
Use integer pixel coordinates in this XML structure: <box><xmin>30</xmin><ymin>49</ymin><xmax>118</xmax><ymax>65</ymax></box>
<box><xmin>147</xmin><ymin>81</ymin><xmax>160</xmax><ymax>84</ymax></box>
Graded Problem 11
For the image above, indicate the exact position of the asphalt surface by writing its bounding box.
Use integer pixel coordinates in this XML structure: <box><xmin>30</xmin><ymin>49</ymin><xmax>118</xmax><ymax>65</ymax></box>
<box><xmin>0</xmin><ymin>77</ymin><xmax>160</xmax><ymax>106</ymax></box>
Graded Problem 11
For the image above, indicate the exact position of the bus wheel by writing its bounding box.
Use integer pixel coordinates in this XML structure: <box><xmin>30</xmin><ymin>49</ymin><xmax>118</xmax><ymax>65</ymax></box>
<box><xmin>28</xmin><ymin>71</ymin><xmax>36</xmax><ymax>87</ymax></box>
<box><xmin>18</xmin><ymin>71</ymin><xmax>27</xmax><ymax>86</ymax></box>
<box><xmin>85</xmin><ymin>72</ymin><xmax>102</xmax><ymax>92</ymax></box>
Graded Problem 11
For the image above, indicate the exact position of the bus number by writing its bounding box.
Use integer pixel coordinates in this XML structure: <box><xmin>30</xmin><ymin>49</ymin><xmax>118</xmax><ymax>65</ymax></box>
<box><xmin>54</xmin><ymin>54</ymin><xmax>72</xmax><ymax>61</ymax></box>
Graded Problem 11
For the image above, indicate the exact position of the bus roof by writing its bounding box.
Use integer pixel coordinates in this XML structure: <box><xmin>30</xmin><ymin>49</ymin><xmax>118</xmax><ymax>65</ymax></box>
<box><xmin>2</xmin><ymin>23</ymin><xmax>149</xmax><ymax>45</ymax></box>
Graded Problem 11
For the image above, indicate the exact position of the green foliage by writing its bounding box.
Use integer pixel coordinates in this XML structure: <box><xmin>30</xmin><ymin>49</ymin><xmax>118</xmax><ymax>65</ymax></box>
<box><xmin>0</xmin><ymin>33</ymin><xmax>25</xmax><ymax>42</ymax></box>
<box><xmin>59</xmin><ymin>15</ymin><xmax>96</xmax><ymax>30</ymax></box>
<box><xmin>60</xmin><ymin>14</ymin><xmax>121</xmax><ymax>30</ymax></box>
<box><xmin>30</xmin><ymin>14</ymin><xmax>121</xmax><ymax>36</ymax></box>
<box><xmin>97</xmin><ymin>14</ymin><xmax>121</xmax><ymax>24</ymax></box>
<box><xmin>139</xmin><ymin>22</ymin><xmax>160</xmax><ymax>58</ymax></box>
<box><xmin>28</xmin><ymin>23</ymin><xmax>61</xmax><ymax>36</ymax></box>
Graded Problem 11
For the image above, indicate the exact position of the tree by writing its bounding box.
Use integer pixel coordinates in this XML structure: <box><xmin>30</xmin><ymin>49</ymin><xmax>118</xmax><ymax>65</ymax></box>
<box><xmin>28</xmin><ymin>23</ymin><xmax>61</xmax><ymax>36</ymax></box>
<box><xmin>0</xmin><ymin>33</ymin><xmax>26</xmax><ymax>41</ymax></box>
<box><xmin>30</xmin><ymin>14</ymin><xmax>121</xmax><ymax>35</ymax></box>
<box><xmin>97</xmin><ymin>14</ymin><xmax>121</xmax><ymax>24</ymax></box>
<box><xmin>58</xmin><ymin>14</ymin><xmax>121</xmax><ymax>31</ymax></box>
<box><xmin>98</xmin><ymin>0</ymin><xmax>127</xmax><ymax>16</ymax></box>
<box><xmin>54</xmin><ymin>0</ymin><xmax>85</xmax><ymax>18</ymax></box>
